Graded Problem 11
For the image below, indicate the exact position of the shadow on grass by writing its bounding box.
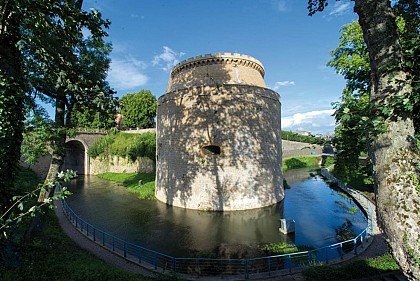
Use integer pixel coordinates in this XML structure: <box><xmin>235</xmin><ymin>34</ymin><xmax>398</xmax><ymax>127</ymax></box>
<box><xmin>301</xmin><ymin>252</ymin><xmax>401</xmax><ymax>281</ymax></box>
<box><xmin>121</xmin><ymin>173</ymin><xmax>155</xmax><ymax>187</ymax></box>
<box><xmin>284</xmin><ymin>158</ymin><xmax>307</xmax><ymax>170</ymax></box>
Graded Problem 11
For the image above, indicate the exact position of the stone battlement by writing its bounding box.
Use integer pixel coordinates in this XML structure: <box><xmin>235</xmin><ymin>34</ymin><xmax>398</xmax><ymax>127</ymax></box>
<box><xmin>167</xmin><ymin>52</ymin><xmax>266</xmax><ymax>92</ymax></box>
<box><xmin>171</xmin><ymin>53</ymin><xmax>265</xmax><ymax>78</ymax></box>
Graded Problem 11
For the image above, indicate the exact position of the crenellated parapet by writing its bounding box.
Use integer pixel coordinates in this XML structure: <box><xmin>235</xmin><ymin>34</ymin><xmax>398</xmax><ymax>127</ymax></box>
<box><xmin>171</xmin><ymin>53</ymin><xmax>265</xmax><ymax>78</ymax></box>
<box><xmin>167</xmin><ymin>53</ymin><xmax>266</xmax><ymax>92</ymax></box>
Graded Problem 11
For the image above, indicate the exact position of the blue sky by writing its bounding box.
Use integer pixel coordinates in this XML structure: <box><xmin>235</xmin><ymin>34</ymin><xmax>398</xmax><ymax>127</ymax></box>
<box><xmin>82</xmin><ymin>0</ymin><xmax>358</xmax><ymax>135</ymax></box>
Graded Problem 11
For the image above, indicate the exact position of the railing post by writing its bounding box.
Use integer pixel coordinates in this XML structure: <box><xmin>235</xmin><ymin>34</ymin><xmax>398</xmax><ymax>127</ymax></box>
<box><xmin>112</xmin><ymin>236</ymin><xmax>115</xmax><ymax>251</ymax></box>
<box><xmin>353</xmin><ymin>239</ymin><xmax>357</xmax><ymax>255</ymax></box>
<box><xmin>93</xmin><ymin>228</ymin><xmax>96</xmax><ymax>242</ymax></box>
<box><xmin>138</xmin><ymin>248</ymin><xmax>142</xmax><ymax>264</ymax></box>
<box><xmin>245</xmin><ymin>259</ymin><xmax>249</xmax><ymax>280</ymax></box>
<box><xmin>102</xmin><ymin>232</ymin><xmax>105</xmax><ymax>246</ymax></box>
<box><xmin>124</xmin><ymin>241</ymin><xmax>127</xmax><ymax>257</ymax></box>
<box><xmin>172</xmin><ymin>257</ymin><xmax>176</xmax><ymax>272</ymax></box>
<box><xmin>325</xmin><ymin>247</ymin><xmax>329</xmax><ymax>264</ymax></box>
<box><xmin>340</xmin><ymin>243</ymin><xmax>343</xmax><ymax>259</ymax></box>
<box><xmin>268</xmin><ymin>257</ymin><xmax>271</xmax><ymax>276</ymax></box>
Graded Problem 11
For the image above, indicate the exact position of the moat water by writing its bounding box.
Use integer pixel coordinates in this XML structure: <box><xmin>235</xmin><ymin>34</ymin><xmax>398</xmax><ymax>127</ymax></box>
<box><xmin>65</xmin><ymin>168</ymin><xmax>367</xmax><ymax>257</ymax></box>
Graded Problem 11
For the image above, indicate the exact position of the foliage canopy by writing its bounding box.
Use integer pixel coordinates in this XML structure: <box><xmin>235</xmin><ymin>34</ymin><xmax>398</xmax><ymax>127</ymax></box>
<box><xmin>119</xmin><ymin>90</ymin><xmax>157</xmax><ymax>129</ymax></box>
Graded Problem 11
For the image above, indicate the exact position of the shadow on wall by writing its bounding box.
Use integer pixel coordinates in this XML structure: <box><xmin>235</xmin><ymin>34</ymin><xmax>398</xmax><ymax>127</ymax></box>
<box><xmin>156</xmin><ymin>62</ymin><xmax>283</xmax><ymax>211</ymax></box>
<box><xmin>63</xmin><ymin>140</ymin><xmax>86</xmax><ymax>175</ymax></box>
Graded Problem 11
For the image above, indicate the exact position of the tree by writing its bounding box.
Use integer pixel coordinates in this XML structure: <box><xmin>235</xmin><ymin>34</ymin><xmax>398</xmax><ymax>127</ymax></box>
<box><xmin>0</xmin><ymin>0</ymin><xmax>26</xmax><ymax>210</ymax></box>
<box><xmin>119</xmin><ymin>90</ymin><xmax>157</xmax><ymax>129</ymax></box>
<box><xmin>0</xmin><ymin>0</ymin><xmax>113</xmax><ymax>204</ymax></box>
<box><xmin>18</xmin><ymin>1</ymin><xmax>114</xmax><ymax>201</ymax></box>
<box><xmin>309</xmin><ymin>1</ymin><xmax>420</xmax><ymax>279</ymax></box>
<box><xmin>328</xmin><ymin>21</ymin><xmax>371</xmax><ymax>182</ymax></box>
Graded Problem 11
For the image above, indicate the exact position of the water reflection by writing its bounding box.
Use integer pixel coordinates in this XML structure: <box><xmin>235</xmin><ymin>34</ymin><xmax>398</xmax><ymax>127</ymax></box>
<box><xmin>65</xmin><ymin>169</ymin><xmax>367</xmax><ymax>257</ymax></box>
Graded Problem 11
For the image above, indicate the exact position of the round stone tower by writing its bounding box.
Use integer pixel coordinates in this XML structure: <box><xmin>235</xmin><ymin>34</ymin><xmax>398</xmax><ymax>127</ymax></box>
<box><xmin>156</xmin><ymin>53</ymin><xmax>283</xmax><ymax>211</ymax></box>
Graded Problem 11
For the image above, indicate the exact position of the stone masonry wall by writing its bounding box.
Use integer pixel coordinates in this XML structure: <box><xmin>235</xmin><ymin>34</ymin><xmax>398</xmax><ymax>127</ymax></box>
<box><xmin>156</xmin><ymin>84</ymin><xmax>283</xmax><ymax>211</ymax></box>
<box><xmin>282</xmin><ymin>140</ymin><xmax>323</xmax><ymax>158</ymax></box>
<box><xmin>90</xmin><ymin>156</ymin><xmax>154</xmax><ymax>174</ymax></box>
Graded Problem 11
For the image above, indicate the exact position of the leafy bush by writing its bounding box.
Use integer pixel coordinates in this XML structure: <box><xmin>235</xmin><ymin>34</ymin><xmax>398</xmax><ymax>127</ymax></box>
<box><xmin>88</xmin><ymin>132</ymin><xmax>156</xmax><ymax>162</ymax></box>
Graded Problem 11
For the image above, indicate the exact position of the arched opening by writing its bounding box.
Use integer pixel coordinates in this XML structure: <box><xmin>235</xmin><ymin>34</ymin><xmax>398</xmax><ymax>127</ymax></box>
<box><xmin>63</xmin><ymin>140</ymin><xmax>86</xmax><ymax>175</ymax></box>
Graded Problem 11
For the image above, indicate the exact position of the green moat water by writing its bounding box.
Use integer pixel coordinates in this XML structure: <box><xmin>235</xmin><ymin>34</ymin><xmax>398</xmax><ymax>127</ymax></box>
<box><xmin>65</xmin><ymin>168</ymin><xmax>367</xmax><ymax>257</ymax></box>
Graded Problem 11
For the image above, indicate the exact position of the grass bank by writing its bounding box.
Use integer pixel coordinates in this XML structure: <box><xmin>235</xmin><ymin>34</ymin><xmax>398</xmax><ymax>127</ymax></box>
<box><xmin>97</xmin><ymin>172</ymin><xmax>155</xmax><ymax>200</ymax></box>
<box><xmin>1</xmin><ymin>210</ymin><xmax>155</xmax><ymax>281</ymax></box>
<box><xmin>282</xmin><ymin>155</ymin><xmax>334</xmax><ymax>172</ymax></box>
<box><xmin>302</xmin><ymin>253</ymin><xmax>399</xmax><ymax>281</ymax></box>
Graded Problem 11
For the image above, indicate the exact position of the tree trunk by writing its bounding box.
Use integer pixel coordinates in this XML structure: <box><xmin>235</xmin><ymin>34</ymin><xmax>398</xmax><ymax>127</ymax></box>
<box><xmin>38</xmin><ymin>0</ymin><xmax>84</xmax><ymax>202</ymax></box>
<box><xmin>354</xmin><ymin>1</ymin><xmax>420</xmax><ymax>280</ymax></box>
<box><xmin>0</xmin><ymin>1</ymin><xmax>24</xmax><ymax>208</ymax></box>
<box><xmin>38</xmin><ymin>95</ymin><xmax>67</xmax><ymax>202</ymax></box>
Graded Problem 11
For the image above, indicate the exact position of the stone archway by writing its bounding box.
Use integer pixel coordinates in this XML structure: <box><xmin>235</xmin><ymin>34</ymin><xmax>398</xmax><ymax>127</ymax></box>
<box><xmin>63</xmin><ymin>140</ymin><xmax>88</xmax><ymax>175</ymax></box>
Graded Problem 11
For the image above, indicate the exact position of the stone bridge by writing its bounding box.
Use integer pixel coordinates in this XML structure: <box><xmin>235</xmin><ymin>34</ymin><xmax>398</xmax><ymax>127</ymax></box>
<box><xmin>63</xmin><ymin>128</ymin><xmax>155</xmax><ymax>175</ymax></box>
<box><xmin>63</xmin><ymin>130</ymin><xmax>108</xmax><ymax>175</ymax></box>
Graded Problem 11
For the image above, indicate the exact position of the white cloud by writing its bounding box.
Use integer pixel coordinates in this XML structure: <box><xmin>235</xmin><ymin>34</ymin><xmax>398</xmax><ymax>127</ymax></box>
<box><xmin>273</xmin><ymin>80</ymin><xmax>295</xmax><ymax>91</ymax></box>
<box><xmin>282</xmin><ymin>109</ymin><xmax>335</xmax><ymax>134</ymax></box>
<box><xmin>273</xmin><ymin>0</ymin><xmax>291</xmax><ymax>12</ymax></box>
<box><xmin>107</xmin><ymin>56</ymin><xmax>149</xmax><ymax>91</ymax></box>
<box><xmin>277</xmin><ymin>0</ymin><xmax>287</xmax><ymax>12</ymax></box>
<box><xmin>329</xmin><ymin>2</ymin><xmax>352</xmax><ymax>16</ymax></box>
<box><xmin>152</xmin><ymin>46</ymin><xmax>185</xmax><ymax>72</ymax></box>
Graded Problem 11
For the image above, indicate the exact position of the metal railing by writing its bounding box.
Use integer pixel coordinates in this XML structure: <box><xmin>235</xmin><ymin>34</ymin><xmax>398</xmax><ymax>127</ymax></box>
<box><xmin>59</xmin><ymin>169</ymin><xmax>374</xmax><ymax>279</ymax></box>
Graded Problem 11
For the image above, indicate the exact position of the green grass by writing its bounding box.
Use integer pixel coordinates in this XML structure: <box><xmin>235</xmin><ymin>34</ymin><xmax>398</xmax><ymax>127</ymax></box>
<box><xmin>347</xmin><ymin>206</ymin><xmax>358</xmax><ymax>214</ymax></box>
<box><xmin>1</xmin><ymin>210</ymin><xmax>155</xmax><ymax>281</ymax></box>
<box><xmin>302</xmin><ymin>253</ymin><xmax>400</xmax><ymax>281</ymax></box>
<box><xmin>97</xmin><ymin>172</ymin><xmax>155</xmax><ymax>200</ymax></box>
<box><xmin>323</xmin><ymin>156</ymin><xmax>335</xmax><ymax>167</ymax></box>
<box><xmin>260</xmin><ymin>242</ymin><xmax>314</xmax><ymax>255</ymax></box>
<box><xmin>282</xmin><ymin>156</ymin><xmax>322</xmax><ymax>172</ymax></box>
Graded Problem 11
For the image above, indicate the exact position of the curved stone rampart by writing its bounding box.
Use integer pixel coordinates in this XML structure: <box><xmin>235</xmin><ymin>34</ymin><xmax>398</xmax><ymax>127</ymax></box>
<box><xmin>156</xmin><ymin>83</ymin><xmax>283</xmax><ymax>211</ymax></box>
